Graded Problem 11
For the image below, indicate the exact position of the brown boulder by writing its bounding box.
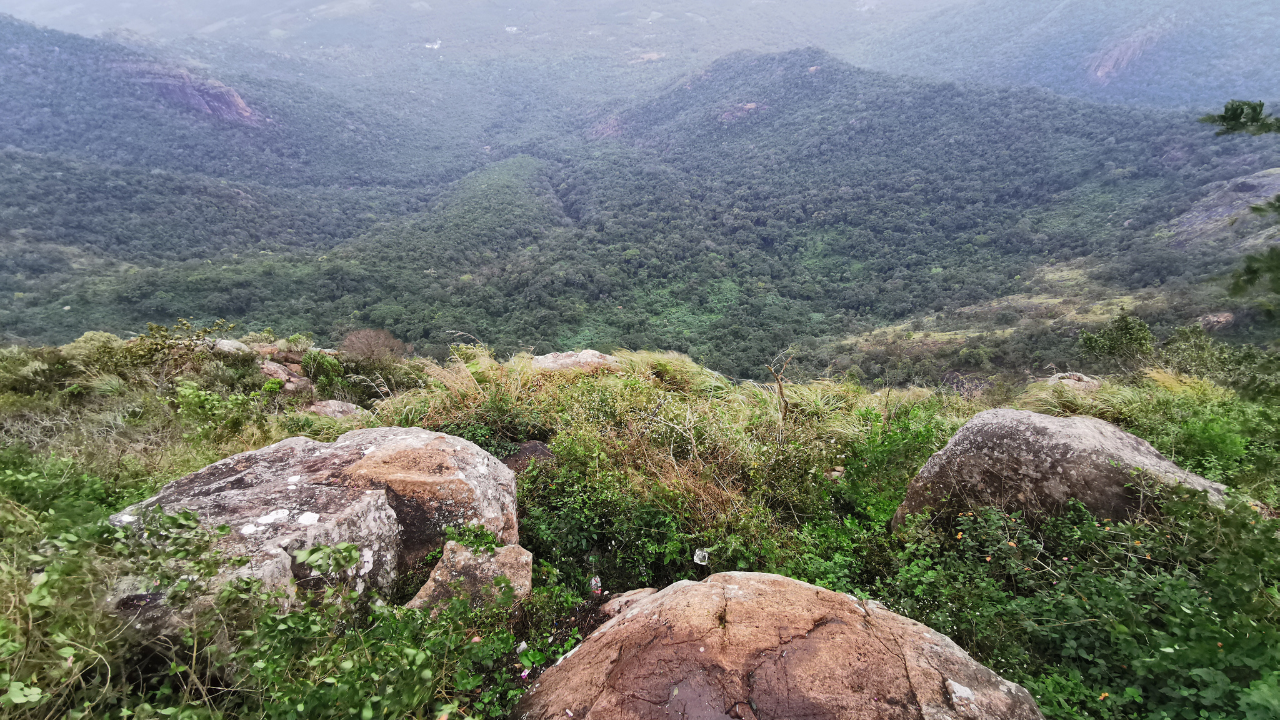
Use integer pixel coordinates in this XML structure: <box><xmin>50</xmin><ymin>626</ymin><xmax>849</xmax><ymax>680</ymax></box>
<box><xmin>529</xmin><ymin>349</ymin><xmax>621</xmax><ymax>373</ymax></box>
<box><xmin>261</xmin><ymin>360</ymin><xmax>312</xmax><ymax>394</ymax></box>
<box><xmin>599</xmin><ymin>587</ymin><xmax>658</xmax><ymax>618</ymax></box>
<box><xmin>892</xmin><ymin>409</ymin><xmax>1226</xmax><ymax>529</ymax></box>
<box><xmin>404</xmin><ymin>540</ymin><xmax>532</xmax><ymax>610</ymax></box>
<box><xmin>1198</xmin><ymin>312</ymin><xmax>1235</xmax><ymax>333</ymax></box>
<box><xmin>514</xmin><ymin>572</ymin><xmax>1043</xmax><ymax>720</ymax></box>
<box><xmin>503</xmin><ymin>440</ymin><xmax>555</xmax><ymax>474</ymax></box>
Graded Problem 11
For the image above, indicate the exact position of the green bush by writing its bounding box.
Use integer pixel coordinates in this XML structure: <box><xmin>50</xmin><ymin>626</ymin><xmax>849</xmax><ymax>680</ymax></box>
<box><xmin>432</xmin><ymin>423</ymin><xmax>519</xmax><ymax>460</ymax></box>
<box><xmin>878</xmin><ymin>488</ymin><xmax>1280</xmax><ymax>720</ymax></box>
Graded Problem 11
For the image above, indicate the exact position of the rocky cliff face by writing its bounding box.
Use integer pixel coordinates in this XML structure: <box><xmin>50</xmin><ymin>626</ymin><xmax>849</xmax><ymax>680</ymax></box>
<box><xmin>116</xmin><ymin>62</ymin><xmax>259</xmax><ymax>125</ymax></box>
<box><xmin>1165</xmin><ymin>167</ymin><xmax>1280</xmax><ymax>251</ymax></box>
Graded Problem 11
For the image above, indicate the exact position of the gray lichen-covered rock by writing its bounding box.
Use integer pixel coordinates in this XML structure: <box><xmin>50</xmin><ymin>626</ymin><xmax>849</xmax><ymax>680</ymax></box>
<box><xmin>529</xmin><ymin>349</ymin><xmax>621</xmax><ymax>373</ymax></box>
<box><xmin>212</xmin><ymin>338</ymin><xmax>252</xmax><ymax>356</ymax></box>
<box><xmin>304</xmin><ymin>400</ymin><xmax>364</xmax><ymax>419</ymax></box>
<box><xmin>404</xmin><ymin>540</ymin><xmax>532</xmax><ymax>611</ymax></box>
<box><xmin>1044</xmin><ymin>372</ymin><xmax>1101</xmax><ymax>392</ymax></box>
<box><xmin>514</xmin><ymin>572</ymin><xmax>1044</xmax><ymax>720</ymax></box>
<box><xmin>109</xmin><ymin>428</ymin><xmax>518</xmax><ymax>624</ymax></box>
<box><xmin>891</xmin><ymin>409</ymin><xmax>1227</xmax><ymax>529</ymax></box>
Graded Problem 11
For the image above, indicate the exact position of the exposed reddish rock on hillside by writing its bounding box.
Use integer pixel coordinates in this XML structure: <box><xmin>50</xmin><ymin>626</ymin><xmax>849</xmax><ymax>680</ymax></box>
<box><xmin>116</xmin><ymin>62</ymin><xmax>259</xmax><ymax>125</ymax></box>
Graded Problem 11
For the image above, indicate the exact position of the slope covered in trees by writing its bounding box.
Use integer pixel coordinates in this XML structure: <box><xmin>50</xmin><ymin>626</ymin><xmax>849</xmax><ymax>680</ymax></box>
<box><xmin>0</xmin><ymin>14</ymin><xmax>491</xmax><ymax>187</ymax></box>
<box><xmin>7</xmin><ymin>46</ymin><xmax>1277</xmax><ymax>378</ymax></box>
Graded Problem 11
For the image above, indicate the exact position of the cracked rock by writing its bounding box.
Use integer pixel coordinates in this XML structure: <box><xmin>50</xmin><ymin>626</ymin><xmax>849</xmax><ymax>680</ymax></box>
<box><xmin>108</xmin><ymin>428</ymin><xmax>517</xmax><ymax>631</ymax></box>
<box><xmin>405</xmin><ymin>540</ymin><xmax>532</xmax><ymax>611</ymax></box>
<box><xmin>513</xmin><ymin>572</ymin><xmax>1043</xmax><ymax>720</ymax></box>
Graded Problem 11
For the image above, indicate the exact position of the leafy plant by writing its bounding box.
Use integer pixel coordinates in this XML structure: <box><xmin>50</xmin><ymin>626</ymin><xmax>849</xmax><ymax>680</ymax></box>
<box><xmin>1080</xmin><ymin>313</ymin><xmax>1155</xmax><ymax>370</ymax></box>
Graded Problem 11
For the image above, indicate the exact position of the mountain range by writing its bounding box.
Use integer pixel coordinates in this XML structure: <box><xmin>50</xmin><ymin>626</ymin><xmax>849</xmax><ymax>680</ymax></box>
<box><xmin>2</xmin><ymin>12</ymin><xmax>1279</xmax><ymax>379</ymax></box>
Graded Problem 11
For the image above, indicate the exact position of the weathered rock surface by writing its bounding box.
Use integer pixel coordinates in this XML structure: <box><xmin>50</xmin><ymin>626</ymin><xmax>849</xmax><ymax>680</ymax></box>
<box><xmin>1165</xmin><ymin>167</ymin><xmax>1280</xmax><ymax>251</ymax></box>
<box><xmin>514</xmin><ymin>572</ymin><xmax>1043</xmax><ymax>720</ymax></box>
<box><xmin>260</xmin><ymin>360</ymin><xmax>312</xmax><ymax>394</ymax></box>
<box><xmin>1045</xmin><ymin>372</ymin><xmax>1101</xmax><ymax>392</ymax></box>
<box><xmin>1198</xmin><ymin>312</ymin><xmax>1235</xmax><ymax>333</ymax></box>
<box><xmin>503</xmin><ymin>440</ymin><xmax>555</xmax><ymax>474</ymax></box>
<box><xmin>599</xmin><ymin>587</ymin><xmax>658</xmax><ymax>618</ymax></box>
<box><xmin>212</xmin><ymin>338</ymin><xmax>252</xmax><ymax>356</ymax></box>
<box><xmin>529</xmin><ymin>349</ymin><xmax>621</xmax><ymax>373</ymax></box>
<box><xmin>117</xmin><ymin>62</ymin><xmax>258</xmax><ymax>125</ymax></box>
<box><xmin>405</xmin><ymin>540</ymin><xmax>532</xmax><ymax>610</ymax></box>
<box><xmin>892</xmin><ymin>409</ymin><xmax>1226</xmax><ymax>529</ymax></box>
<box><xmin>305</xmin><ymin>400</ymin><xmax>364</xmax><ymax>419</ymax></box>
<box><xmin>110</xmin><ymin>428</ymin><xmax>518</xmax><ymax>600</ymax></box>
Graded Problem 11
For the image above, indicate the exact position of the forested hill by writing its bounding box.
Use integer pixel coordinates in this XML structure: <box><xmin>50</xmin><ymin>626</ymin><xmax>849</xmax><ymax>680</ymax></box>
<box><xmin>0</xmin><ymin>14</ymin><xmax>485</xmax><ymax>187</ymax></box>
<box><xmin>853</xmin><ymin>0</ymin><xmax>1280</xmax><ymax>109</ymax></box>
<box><xmin>3</xmin><ymin>43</ymin><xmax>1279</xmax><ymax>378</ymax></box>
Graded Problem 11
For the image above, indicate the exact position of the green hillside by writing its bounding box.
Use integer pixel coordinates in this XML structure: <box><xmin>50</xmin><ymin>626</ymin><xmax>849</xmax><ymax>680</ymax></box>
<box><xmin>0</xmin><ymin>14</ymin><xmax>488</xmax><ymax>186</ymax></box>
<box><xmin>6</xmin><ymin>47</ymin><xmax>1276</xmax><ymax>379</ymax></box>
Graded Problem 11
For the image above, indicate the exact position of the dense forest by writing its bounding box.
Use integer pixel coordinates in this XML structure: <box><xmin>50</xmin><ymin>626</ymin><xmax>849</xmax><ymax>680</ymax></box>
<box><xmin>4</xmin><ymin>19</ymin><xmax>1279</xmax><ymax>378</ymax></box>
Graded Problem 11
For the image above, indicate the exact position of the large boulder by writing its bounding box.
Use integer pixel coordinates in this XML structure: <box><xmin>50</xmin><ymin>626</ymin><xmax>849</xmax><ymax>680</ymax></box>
<box><xmin>304</xmin><ymin>399</ymin><xmax>365</xmax><ymax>420</ymax></box>
<box><xmin>529</xmin><ymin>349</ymin><xmax>621</xmax><ymax>373</ymax></box>
<box><xmin>514</xmin><ymin>572</ymin><xmax>1043</xmax><ymax>720</ymax></box>
<box><xmin>212</xmin><ymin>338</ymin><xmax>252</xmax><ymax>356</ymax></box>
<box><xmin>404</xmin><ymin>540</ymin><xmax>532</xmax><ymax>611</ymax></box>
<box><xmin>110</xmin><ymin>428</ymin><xmax>518</xmax><ymax>602</ymax></box>
<box><xmin>599</xmin><ymin>587</ymin><xmax>658</xmax><ymax>618</ymax></box>
<box><xmin>891</xmin><ymin>409</ymin><xmax>1227</xmax><ymax>529</ymax></box>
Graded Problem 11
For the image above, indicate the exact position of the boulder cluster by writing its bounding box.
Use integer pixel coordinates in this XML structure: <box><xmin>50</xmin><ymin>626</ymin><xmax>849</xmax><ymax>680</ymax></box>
<box><xmin>112</xmin><ymin>354</ymin><xmax>1230</xmax><ymax>718</ymax></box>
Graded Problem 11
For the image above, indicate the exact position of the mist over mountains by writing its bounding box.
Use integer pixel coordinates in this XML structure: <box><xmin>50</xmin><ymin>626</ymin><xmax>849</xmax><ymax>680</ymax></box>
<box><xmin>8</xmin><ymin>0</ymin><xmax>1278</xmax><ymax>110</ymax></box>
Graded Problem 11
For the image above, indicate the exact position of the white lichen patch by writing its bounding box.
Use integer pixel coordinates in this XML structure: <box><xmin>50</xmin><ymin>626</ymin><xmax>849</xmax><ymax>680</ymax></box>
<box><xmin>257</xmin><ymin>509</ymin><xmax>290</xmax><ymax>524</ymax></box>
<box><xmin>297</xmin><ymin>512</ymin><xmax>320</xmax><ymax>525</ymax></box>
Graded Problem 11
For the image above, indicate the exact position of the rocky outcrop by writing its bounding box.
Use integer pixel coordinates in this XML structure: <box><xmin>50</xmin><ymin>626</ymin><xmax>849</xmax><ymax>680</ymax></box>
<box><xmin>502</xmin><ymin>440</ymin><xmax>555</xmax><ymax>474</ymax></box>
<box><xmin>1164</xmin><ymin>167</ymin><xmax>1280</xmax><ymax>251</ymax></box>
<box><xmin>1045</xmin><ymin>372</ymin><xmax>1100</xmax><ymax>392</ymax></box>
<box><xmin>891</xmin><ymin>409</ymin><xmax>1227</xmax><ymax>529</ymax></box>
<box><xmin>117</xmin><ymin>62</ymin><xmax>259</xmax><ymax>125</ymax></box>
<box><xmin>110</xmin><ymin>428</ymin><xmax>518</xmax><ymax>607</ymax></box>
<box><xmin>514</xmin><ymin>572</ymin><xmax>1043</xmax><ymax>720</ymax></box>
<box><xmin>1198</xmin><ymin>312</ymin><xmax>1236</xmax><ymax>333</ymax></box>
<box><xmin>405</xmin><ymin>540</ymin><xmax>532</xmax><ymax>611</ymax></box>
<box><xmin>304</xmin><ymin>400</ymin><xmax>364</xmax><ymax>419</ymax></box>
<box><xmin>260</xmin><ymin>360</ymin><xmax>312</xmax><ymax>395</ymax></box>
<box><xmin>529</xmin><ymin>349</ymin><xmax>621</xmax><ymax>373</ymax></box>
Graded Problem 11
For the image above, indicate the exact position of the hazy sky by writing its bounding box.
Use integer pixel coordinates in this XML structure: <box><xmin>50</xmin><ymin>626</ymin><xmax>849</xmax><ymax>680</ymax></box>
<box><xmin>1</xmin><ymin>1</ymin><xmax>969</xmax><ymax>51</ymax></box>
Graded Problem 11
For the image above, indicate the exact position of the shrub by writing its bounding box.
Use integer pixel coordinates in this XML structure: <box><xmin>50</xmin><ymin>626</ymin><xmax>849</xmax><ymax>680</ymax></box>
<box><xmin>1080</xmin><ymin>313</ymin><xmax>1155</xmax><ymax>370</ymax></box>
<box><xmin>341</xmin><ymin>329</ymin><xmax>408</xmax><ymax>361</ymax></box>
<box><xmin>878</xmin><ymin>488</ymin><xmax>1280</xmax><ymax>720</ymax></box>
